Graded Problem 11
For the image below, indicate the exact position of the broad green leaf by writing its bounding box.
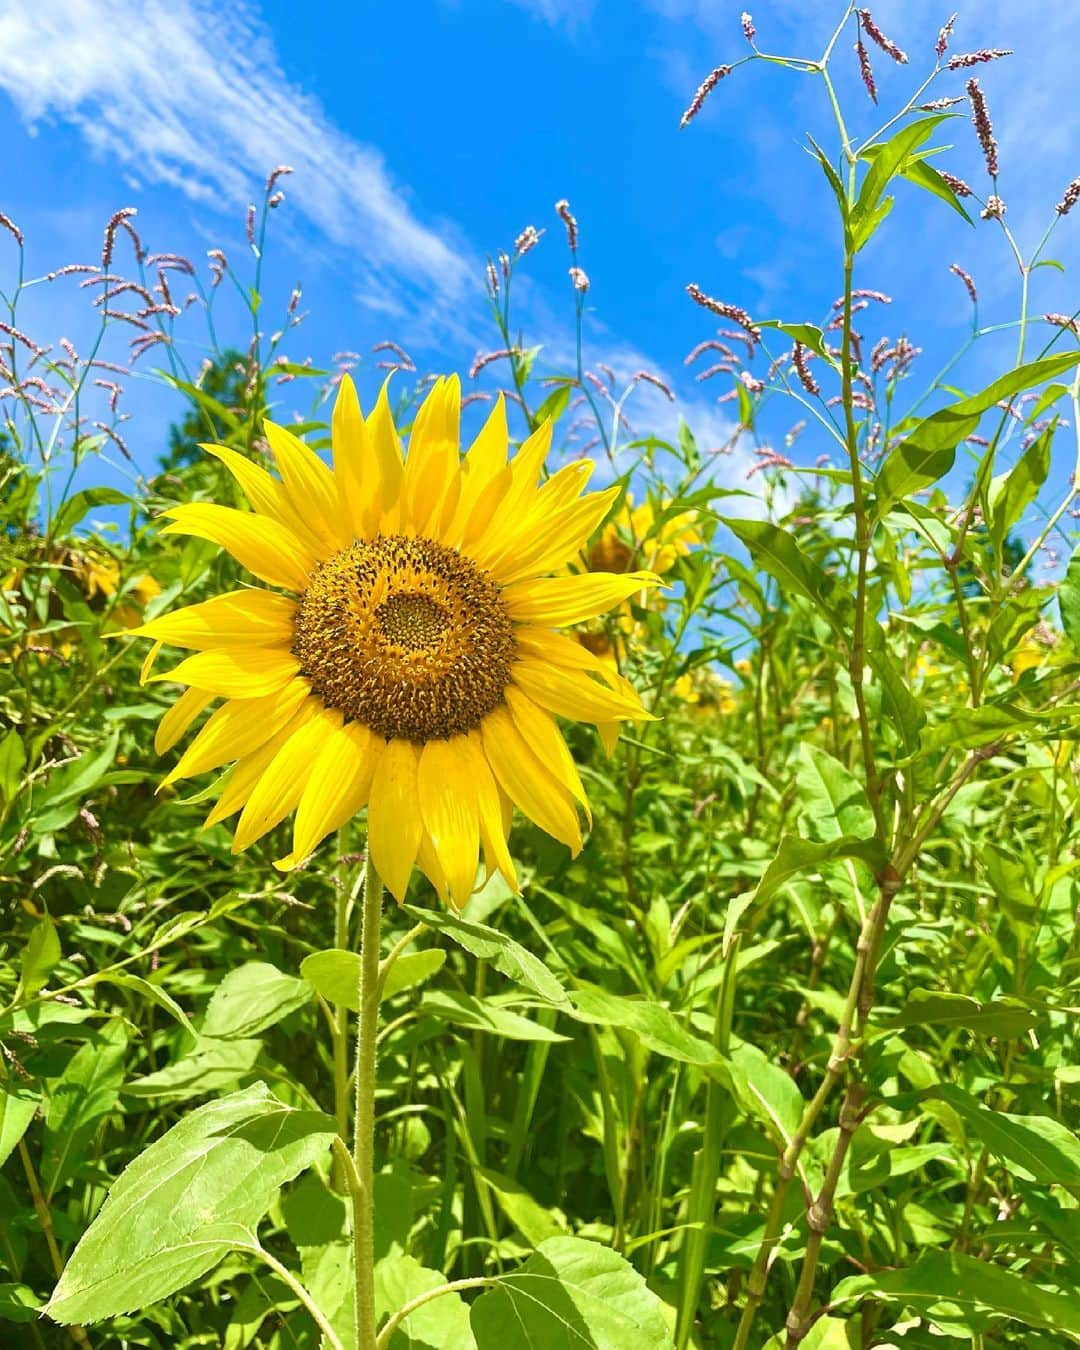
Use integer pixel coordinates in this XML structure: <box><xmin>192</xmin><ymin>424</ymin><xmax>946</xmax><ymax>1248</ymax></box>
<box><xmin>744</xmin><ymin>833</ymin><xmax>885</xmax><ymax>909</ymax></box>
<box><xmin>45</xmin><ymin>1084</ymin><xmax>336</xmax><ymax>1325</ymax></box>
<box><xmin>404</xmin><ymin>906</ymin><xmax>570</xmax><ymax>1007</ymax></box>
<box><xmin>0</xmin><ymin>1085</ymin><xmax>38</xmax><ymax>1169</ymax></box>
<box><xmin>42</xmin><ymin>1021</ymin><xmax>128</xmax><ymax>1197</ymax></box>
<box><xmin>376</xmin><ymin>1255</ymin><xmax>476</xmax><ymax>1350</ymax></box>
<box><xmin>97</xmin><ymin>972</ymin><xmax>197</xmax><ymax>1037</ymax></box>
<box><xmin>51</xmin><ymin>487</ymin><xmax>132</xmax><ymax>538</ymax></box>
<box><xmin>720</xmin><ymin>519</ymin><xmax>843</xmax><ymax>631</ymax></box>
<box><xmin>842</xmin><ymin>1141</ymin><xmax>958</xmax><ymax>1196</ymax></box>
<box><xmin>806</xmin><ymin>135</ymin><xmax>849</xmax><ymax>225</ymax></box>
<box><xmin>383</xmin><ymin>949</ymin><xmax>447</xmax><ymax>1000</ymax></box>
<box><xmin>720</xmin><ymin>1041</ymin><xmax>803</xmax><ymax>1150</ymax></box>
<box><xmin>19</xmin><ymin>916</ymin><xmax>61</xmax><ymax>999</ymax></box>
<box><xmin>123</xmin><ymin>1037</ymin><xmax>263</xmax><ymax>1100</ymax></box>
<box><xmin>201</xmin><ymin>962</ymin><xmax>312</xmax><ymax>1039</ymax></box>
<box><xmin>1060</xmin><ymin>546</ymin><xmax>1080</xmax><ymax>649</ymax></box>
<box><xmin>475</xmin><ymin>1165</ymin><xmax>566</xmax><ymax>1247</ymax></box>
<box><xmin>831</xmin><ymin>1251</ymin><xmax>1080</xmax><ymax>1338</ymax></box>
<box><xmin>532</xmin><ymin>383</ymin><xmax>572</xmax><ymax>428</ymax></box>
<box><xmin>0</xmin><ymin>1283</ymin><xmax>41</xmax><ymax>1323</ymax></box>
<box><xmin>422</xmin><ymin>990</ymin><xmax>569</xmax><ymax>1043</ymax></box>
<box><xmin>796</xmin><ymin>744</ymin><xmax>875</xmax><ymax>843</ymax></box>
<box><xmin>923</xmin><ymin>1084</ymin><xmax>1080</xmax><ymax>1185</ymax></box>
<box><xmin>301</xmin><ymin>948</ymin><xmax>361</xmax><ymax>1009</ymax></box>
<box><xmin>569</xmin><ymin>988</ymin><xmax>718</xmax><ymax>1065</ymax></box>
<box><xmin>469</xmin><ymin>1236</ymin><xmax>674</xmax><ymax>1349</ymax></box>
<box><xmin>988</xmin><ymin>424</ymin><xmax>1054</xmax><ymax>555</ymax></box>
<box><xmin>33</xmin><ymin>731</ymin><xmax>120</xmax><ymax>812</ymax></box>
<box><xmin>763</xmin><ymin>1315</ymin><xmax>855</xmax><ymax>1349</ymax></box>
<box><xmin>885</xmin><ymin>991</ymin><xmax>1038</xmax><ymax>1039</ymax></box>
<box><xmin>898</xmin><ymin>156</ymin><xmax>975</xmax><ymax>226</ymax></box>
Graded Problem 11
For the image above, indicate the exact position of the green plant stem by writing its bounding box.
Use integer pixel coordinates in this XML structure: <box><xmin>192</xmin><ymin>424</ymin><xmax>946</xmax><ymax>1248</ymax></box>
<box><xmin>18</xmin><ymin>1139</ymin><xmax>92</xmax><ymax>1350</ymax></box>
<box><xmin>251</xmin><ymin>1240</ymin><xmax>346</xmax><ymax>1350</ymax></box>
<box><xmin>374</xmin><ymin>1277</ymin><xmax>494</xmax><ymax>1349</ymax></box>
<box><xmin>331</xmin><ymin>871</ymin><xmax>351</xmax><ymax>1191</ymax></box>
<box><xmin>352</xmin><ymin>852</ymin><xmax>383</xmax><ymax>1350</ymax></box>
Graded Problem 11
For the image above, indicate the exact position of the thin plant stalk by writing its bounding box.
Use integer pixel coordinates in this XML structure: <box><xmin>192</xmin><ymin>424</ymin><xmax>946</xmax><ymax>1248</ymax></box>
<box><xmin>352</xmin><ymin>852</ymin><xmax>383</xmax><ymax>1350</ymax></box>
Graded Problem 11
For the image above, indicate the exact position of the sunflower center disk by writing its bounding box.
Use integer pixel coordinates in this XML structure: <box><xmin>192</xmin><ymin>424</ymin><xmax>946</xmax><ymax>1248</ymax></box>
<box><xmin>292</xmin><ymin>534</ymin><xmax>515</xmax><ymax>743</ymax></box>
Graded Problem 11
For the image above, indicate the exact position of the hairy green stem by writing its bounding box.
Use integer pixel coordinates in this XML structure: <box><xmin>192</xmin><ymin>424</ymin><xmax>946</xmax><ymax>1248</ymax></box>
<box><xmin>352</xmin><ymin>853</ymin><xmax>383</xmax><ymax>1350</ymax></box>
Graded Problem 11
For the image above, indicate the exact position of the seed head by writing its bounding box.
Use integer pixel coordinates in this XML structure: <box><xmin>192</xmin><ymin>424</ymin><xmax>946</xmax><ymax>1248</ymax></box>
<box><xmin>740</xmin><ymin>11</ymin><xmax>755</xmax><ymax>43</ymax></box>
<box><xmin>1056</xmin><ymin>178</ymin><xmax>1080</xmax><ymax>216</ymax></box>
<box><xmin>967</xmin><ymin>79</ymin><xmax>999</xmax><ymax>178</ymax></box>
<box><xmin>858</xmin><ymin>10</ymin><xmax>907</xmax><ymax>64</ymax></box>
<box><xmin>685</xmin><ymin>284</ymin><xmax>760</xmax><ymax>342</ymax></box>
<box><xmin>569</xmin><ymin>266</ymin><xmax>590</xmax><ymax>292</ymax></box>
<box><xmin>554</xmin><ymin>199</ymin><xmax>579</xmax><ymax>251</ymax></box>
<box><xmin>632</xmin><ymin>370</ymin><xmax>674</xmax><ymax>401</ymax></box>
<box><xmin>0</xmin><ymin>211</ymin><xmax>23</xmax><ymax>247</ymax></box>
<box><xmin>936</xmin><ymin>13</ymin><xmax>957</xmax><ymax>58</ymax></box>
<box><xmin>948</xmin><ymin>49</ymin><xmax>1012</xmax><ymax>70</ymax></box>
<box><xmin>981</xmin><ymin>194</ymin><xmax>1006</xmax><ymax>221</ymax></box>
<box><xmin>855</xmin><ymin>36</ymin><xmax>877</xmax><ymax>103</ymax></box>
<box><xmin>1045</xmin><ymin>313</ymin><xmax>1080</xmax><ymax>336</ymax></box>
<box><xmin>920</xmin><ymin>96</ymin><xmax>964</xmax><ymax>110</ymax></box>
<box><xmin>792</xmin><ymin>342</ymin><xmax>819</xmax><ymax>396</ymax></box>
<box><xmin>940</xmin><ymin>170</ymin><xmax>973</xmax><ymax>198</ymax></box>
<box><xmin>680</xmin><ymin>66</ymin><xmax>731</xmax><ymax>128</ymax></box>
<box><xmin>102</xmin><ymin>206</ymin><xmax>137</xmax><ymax>270</ymax></box>
<box><xmin>949</xmin><ymin>263</ymin><xmax>978</xmax><ymax>304</ymax></box>
<box><xmin>514</xmin><ymin>225</ymin><xmax>543</xmax><ymax>256</ymax></box>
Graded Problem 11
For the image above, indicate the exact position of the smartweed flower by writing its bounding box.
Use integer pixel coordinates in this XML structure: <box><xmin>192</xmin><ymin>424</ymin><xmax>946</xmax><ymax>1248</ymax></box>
<box><xmin>134</xmin><ymin>376</ymin><xmax>654</xmax><ymax>906</ymax></box>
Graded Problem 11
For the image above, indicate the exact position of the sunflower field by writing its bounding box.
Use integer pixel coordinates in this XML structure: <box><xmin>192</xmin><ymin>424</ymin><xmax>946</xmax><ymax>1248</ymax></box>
<box><xmin>1</xmin><ymin>6</ymin><xmax>1079</xmax><ymax>1348</ymax></box>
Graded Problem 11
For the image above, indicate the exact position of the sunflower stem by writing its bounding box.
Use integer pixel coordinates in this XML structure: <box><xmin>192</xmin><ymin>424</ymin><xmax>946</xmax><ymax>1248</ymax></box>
<box><xmin>352</xmin><ymin>851</ymin><xmax>383</xmax><ymax>1350</ymax></box>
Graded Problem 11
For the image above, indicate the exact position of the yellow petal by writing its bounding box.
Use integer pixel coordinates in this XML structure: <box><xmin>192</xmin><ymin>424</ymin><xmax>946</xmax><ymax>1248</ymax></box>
<box><xmin>203</xmin><ymin>701</ymin><xmax>318</xmax><ymax>828</ymax></box>
<box><xmin>130</xmin><ymin>590</ymin><xmax>297</xmax><ymax>650</ymax></box>
<box><xmin>416</xmin><ymin>832</ymin><xmax>451</xmax><ymax>908</ymax></box>
<box><xmin>140</xmin><ymin>639</ymin><xmax>163</xmax><ymax>685</ymax></box>
<box><xmin>151</xmin><ymin>647</ymin><xmax>300</xmax><ymax>698</ymax></box>
<box><xmin>332</xmin><ymin>374</ymin><xmax>380</xmax><ymax>540</ymax></box>
<box><xmin>155</xmin><ymin>687</ymin><xmax>214</xmax><ymax>754</ymax></box>
<box><xmin>447</xmin><ymin>395</ymin><xmax>508</xmax><ymax>542</ymax></box>
<box><xmin>481</xmin><ymin>706</ymin><xmax>582</xmax><ymax>854</ymax></box>
<box><xmin>368</xmin><ymin>377</ymin><xmax>404</xmax><ymax>529</ymax></box>
<box><xmin>160</xmin><ymin>503</ymin><xmax>316</xmax><ymax>592</ymax></box>
<box><xmin>367</xmin><ymin>738</ymin><xmax>422</xmax><ymax>902</ymax></box>
<box><xmin>504</xmin><ymin>685</ymin><xmax>591</xmax><ymax>822</ymax></box>
<box><xmin>162</xmin><ymin>681</ymin><xmax>310</xmax><ymax>786</ymax></box>
<box><xmin>502</xmin><ymin>571</ymin><xmax>661</xmax><ymax>627</ymax></box>
<box><xmin>201</xmin><ymin>443</ymin><xmax>326</xmax><ymax>557</ymax></box>
<box><xmin>232</xmin><ymin>706</ymin><xmax>342</xmax><ymax>851</ymax></box>
<box><xmin>262</xmin><ymin>420</ymin><xmax>350</xmax><ymax>552</ymax></box>
<box><xmin>491</xmin><ymin>486</ymin><xmax>620</xmax><ymax>585</ymax></box>
<box><xmin>464</xmin><ymin>421</ymin><xmax>554</xmax><ymax>568</ymax></box>
<box><xmin>401</xmin><ymin>378</ymin><xmax>461</xmax><ymax>537</ymax></box>
<box><xmin>511</xmin><ymin>660</ymin><xmax>649</xmax><ymax>725</ymax></box>
<box><xmin>417</xmin><ymin>737</ymin><xmax>480</xmax><ymax>909</ymax></box>
<box><xmin>463</xmin><ymin>732</ymin><xmax>518</xmax><ymax>893</ymax></box>
<box><xmin>276</xmin><ymin>721</ymin><xmax>382</xmax><ymax>870</ymax></box>
<box><xmin>514</xmin><ymin>627</ymin><xmax>625</xmax><ymax>684</ymax></box>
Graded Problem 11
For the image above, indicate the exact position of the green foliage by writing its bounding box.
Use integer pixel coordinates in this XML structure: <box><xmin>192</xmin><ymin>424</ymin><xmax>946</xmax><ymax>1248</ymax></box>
<box><xmin>1</xmin><ymin>5</ymin><xmax>1078</xmax><ymax>1347</ymax></box>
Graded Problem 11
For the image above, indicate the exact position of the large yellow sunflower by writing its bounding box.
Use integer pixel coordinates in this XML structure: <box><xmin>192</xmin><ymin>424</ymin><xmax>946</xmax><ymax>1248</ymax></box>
<box><xmin>134</xmin><ymin>375</ymin><xmax>655</xmax><ymax>907</ymax></box>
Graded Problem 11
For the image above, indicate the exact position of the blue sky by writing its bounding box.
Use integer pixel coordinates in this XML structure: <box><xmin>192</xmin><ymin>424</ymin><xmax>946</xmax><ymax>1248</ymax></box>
<box><xmin>1</xmin><ymin>0</ymin><xmax>1078</xmax><ymax>548</ymax></box>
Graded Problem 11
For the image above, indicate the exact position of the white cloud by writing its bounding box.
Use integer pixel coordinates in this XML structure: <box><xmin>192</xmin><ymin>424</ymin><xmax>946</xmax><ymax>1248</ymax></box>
<box><xmin>0</xmin><ymin>0</ymin><xmax>472</xmax><ymax>312</ymax></box>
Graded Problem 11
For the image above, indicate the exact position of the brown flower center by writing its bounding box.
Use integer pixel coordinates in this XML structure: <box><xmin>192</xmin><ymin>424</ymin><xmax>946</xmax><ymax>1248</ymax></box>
<box><xmin>292</xmin><ymin>534</ymin><xmax>515</xmax><ymax>742</ymax></box>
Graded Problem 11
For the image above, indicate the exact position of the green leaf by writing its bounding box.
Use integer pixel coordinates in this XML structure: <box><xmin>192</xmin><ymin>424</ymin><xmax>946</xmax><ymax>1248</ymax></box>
<box><xmin>51</xmin><ymin>487</ymin><xmax>132</xmax><ymax>538</ymax></box>
<box><xmin>201</xmin><ymin>962</ymin><xmax>312</xmax><ymax>1040</ymax></box>
<box><xmin>806</xmin><ymin>135</ymin><xmax>849</xmax><ymax>226</ymax></box>
<box><xmin>897</xmin><ymin>156</ymin><xmax>975</xmax><ymax>226</ymax></box>
<box><xmin>469</xmin><ymin>1236</ymin><xmax>674</xmax><ymax>1349</ymax></box>
<box><xmin>475</xmin><ymin>1165</ymin><xmax>565</xmax><ymax>1247</ymax></box>
<box><xmin>720</xmin><ymin>519</ymin><xmax>844</xmax><ymax>630</ymax></box>
<box><xmin>42</xmin><ymin>1021</ymin><xmax>128</xmax><ymax>1197</ymax></box>
<box><xmin>569</xmin><ymin>988</ymin><xmax>718</xmax><ymax>1065</ymax></box>
<box><xmin>744</xmin><ymin>833</ymin><xmax>885</xmax><ymax>909</ymax></box>
<box><xmin>988</xmin><ymin>423</ymin><xmax>1054</xmax><ymax>555</ymax></box>
<box><xmin>376</xmin><ymin>1255</ymin><xmax>476</xmax><ymax>1349</ymax></box>
<box><xmin>404</xmin><ymin>907</ymin><xmax>570</xmax><ymax>1007</ymax></box>
<box><xmin>763</xmin><ymin>1316</ymin><xmax>855</xmax><ymax>1349</ymax></box>
<box><xmin>885</xmin><ymin>991</ymin><xmax>1038</xmax><ymax>1039</ymax></box>
<box><xmin>45</xmin><ymin>1084</ymin><xmax>336</xmax><ymax>1325</ymax></box>
<box><xmin>721</xmin><ymin>1041</ymin><xmax>803</xmax><ymax>1149</ymax></box>
<box><xmin>0</xmin><ymin>1085</ymin><xmax>39</xmax><ymax>1169</ymax></box>
<box><xmin>421</xmin><ymin>990</ymin><xmax>569</xmax><ymax>1043</ymax></box>
<box><xmin>301</xmin><ymin>948</ymin><xmax>361</xmax><ymax>1009</ymax></box>
<box><xmin>796</xmin><ymin>745</ymin><xmax>875</xmax><ymax>844</ymax></box>
<box><xmin>922</xmin><ymin>1084</ymin><xmax>1080</xmax><ymax>1185</ymax></box>
<box><xmin>97</xmin><ymin>972</ymin><xmax>197</xmax><ymax>1038</ymax></box>
<box><xmin>122</xmin><ymin>1037</ymin><xmax>263</xmax><ymax>1100</ymax></box>
<box><xmin>383</xmin><ymin>949</ymin><xmax>447</xmax><ymax>1000</ymax></box>
<box><xmin>1060</xmin><ymin>546</ymin><xmax>1080</xmax><ymax>649</ymax></box>
<box><xmin>850</xmin><ymin>117</ymin><xmax>944</xmax><ymax>251</ymax></box>
<box><xmin>758</xmin><ymin>321</ymin><xmax>832</xmax><ymax>362</ymax></box>
<box><xmin>0</xmin><ymin>728</ymin><xmax>26</xmax><ymax>807</ymax></box>
<box><xmin>831</xmin><ymin>1251</ymin><xmax>1080</xmax><ymax>1338</ymax></box>
<box><xmin>19</xmin><ymin>916</ymin><xmax>61</xmax><ymax>999</ymax></box>
<box><xmin>533</xmin><ymin>383</ymin><xmax>573</xmax><ymax>428</ymax></box>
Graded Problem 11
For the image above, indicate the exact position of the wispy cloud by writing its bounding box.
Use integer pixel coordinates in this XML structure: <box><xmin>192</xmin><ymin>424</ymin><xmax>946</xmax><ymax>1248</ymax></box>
<box><xmin>0</xmin><ymin>0</ymin><xmax>472</xmax><ymax>314</ymax></box>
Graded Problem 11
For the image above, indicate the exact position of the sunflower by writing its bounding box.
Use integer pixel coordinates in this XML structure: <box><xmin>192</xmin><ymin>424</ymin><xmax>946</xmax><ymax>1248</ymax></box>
<box><xmin>133</xmin><ymin>375</ymin><xmax>655</xmax><ymax>907</ymax></box>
